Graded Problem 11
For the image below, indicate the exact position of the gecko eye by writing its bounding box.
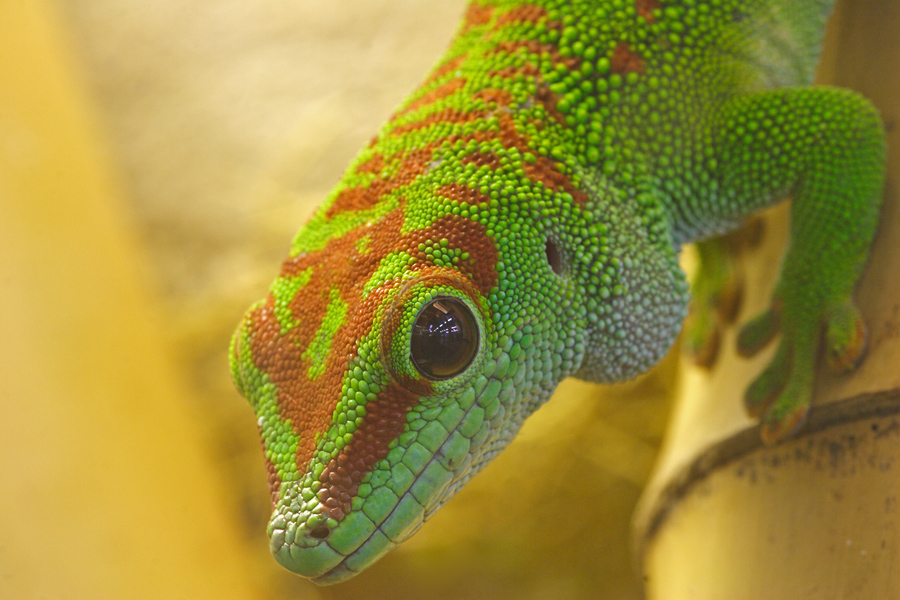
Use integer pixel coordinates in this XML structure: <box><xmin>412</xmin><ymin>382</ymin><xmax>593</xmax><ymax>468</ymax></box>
<box><xmin>410</xmin><ymin>297</ymin><xmax>479</xmax><ymax>380</ymax></box>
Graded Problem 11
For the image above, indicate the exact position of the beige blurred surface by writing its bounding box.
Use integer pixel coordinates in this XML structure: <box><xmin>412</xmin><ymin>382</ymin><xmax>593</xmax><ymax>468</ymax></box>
<box><xmin>2</xmin><ymin>1</ymin><xmax>673</xmax><ymax>599</ymax></box>
<box><xmin>0</xmin><ymin>1</ymin><xmax>259</xmax><ymax>598</ymax></box>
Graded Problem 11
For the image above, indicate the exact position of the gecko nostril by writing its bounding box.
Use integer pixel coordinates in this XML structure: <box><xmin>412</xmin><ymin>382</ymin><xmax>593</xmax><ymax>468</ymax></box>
<box><xmin>310</xmin><ymin>525</ymin><xmax>331</xmax><ymax>540</ymax></box>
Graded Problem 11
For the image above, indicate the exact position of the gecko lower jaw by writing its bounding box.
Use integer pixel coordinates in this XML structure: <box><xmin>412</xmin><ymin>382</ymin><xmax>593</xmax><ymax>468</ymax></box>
<box><xmin>270</xmin><ymin>512</ymin><xmax>413</xmax><ymax>585</ymax></box>
<box><xmin>270</xmin><ymin>456</ymin><xmax>482</xmax><ymax>583</ymax></box>
<box><xmin>313</xmin><ymin>488</ymin><xmax>483</xmax><ymax>584</ymax></box>
<box><xmin>269</xmin><ymin>481</ymin><xmax>426</xmax><ymax>583</ymax></box>
<box><xmin>309</xmin><ymin>530</ymin><xmax>400</xmax><ymax>585</ymax></box>
<box><xmin>268</xmin><ymin>362</ymin><xmax>532</xmax><ymax>582</ymax></box>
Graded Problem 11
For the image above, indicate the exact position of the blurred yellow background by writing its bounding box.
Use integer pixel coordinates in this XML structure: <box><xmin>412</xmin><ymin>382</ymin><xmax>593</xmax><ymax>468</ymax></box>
<box><xmin>1</xmin><ymin>1</ymin><xmax>674</xmax><ymax>598</ymax></box>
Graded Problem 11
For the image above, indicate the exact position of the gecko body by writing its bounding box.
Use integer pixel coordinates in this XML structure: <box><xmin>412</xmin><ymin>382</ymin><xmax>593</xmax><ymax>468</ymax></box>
<box><xmin>231</xmin><ymin>0</ymin><xmax>885</xmax><ymax>583</ymax></box>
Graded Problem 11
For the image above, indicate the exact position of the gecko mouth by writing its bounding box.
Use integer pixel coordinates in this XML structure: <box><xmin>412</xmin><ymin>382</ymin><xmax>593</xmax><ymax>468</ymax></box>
<box><xmin>306</xmin><ymin>472</ymin><xmax>482</xmax><ymax>585</ymax></box>
<box><xmin>275</xmin><ymin>378</ymin><xmax>519</xmax><ymax>585</ymax></box>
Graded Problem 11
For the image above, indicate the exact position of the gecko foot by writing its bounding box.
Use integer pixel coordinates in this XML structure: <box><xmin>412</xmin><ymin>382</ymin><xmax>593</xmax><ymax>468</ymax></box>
<box><xmin>742</xmin><ymin>339</ymin><xmax>812</xmax><ymax>443</ymax></box>
<box><xmin>825</xmin><ymin>301</ymin><xmax>868</xmax><ymax>373</ymax></box>
<box><xmin>684</xmin><ymin>236</ymin><xmax>744</xmax><ymax>368</ymax></box>
<box><xmin>738</xmin><ymin>295</ymin><xmax>869</xmax><ymax>443</ymax></box>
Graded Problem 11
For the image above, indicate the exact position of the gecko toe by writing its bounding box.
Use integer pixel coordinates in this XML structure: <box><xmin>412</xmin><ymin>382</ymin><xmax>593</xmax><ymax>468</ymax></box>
<box><xmin>683</xmin><ymin>310</ymin><xmax>721</xmax><ymax>369</ymax></box>
<box><xmin>743</xmin><ymin>343</ymin><xmax>791</xmax><ymax>418</ymax></box>
<box><xmin>760</xmin><ymin>402</ymin><xmax>809</xmax><ymax>445</ymax></box>
<box><xmin>737</xmin><ymin>305</ymin><xmax>780</xmax><ymax>358</ymax></box>
<box><xmin>825</xmin><ymin>301</ymin><xmax>868</xmax><ymax>373</ymax></box>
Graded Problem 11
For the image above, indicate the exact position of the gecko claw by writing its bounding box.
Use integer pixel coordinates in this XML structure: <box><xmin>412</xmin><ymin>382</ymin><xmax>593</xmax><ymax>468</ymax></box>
<box><xmin>825</xmin><ymin>301</ymin><xmax>868</xmax><ymax>373</ymax></box>
<box><xmin>683</xmin><ymin>310</ymin><xmax>721</xmax><ymax>369</ymax></box>
<box><xmin>684</xmin><ymin>236</ymin><xmax>745</xmax><ymax>369</ymax></box>
<box><xmin>743</xmin><ymin>343</ymin><xmax>791</xmax><ymax>418</ymax></box>
<box><xmin>760</xmin><ymin>401</ymin><xmax>809</xmax><ymax>445</ymax></box>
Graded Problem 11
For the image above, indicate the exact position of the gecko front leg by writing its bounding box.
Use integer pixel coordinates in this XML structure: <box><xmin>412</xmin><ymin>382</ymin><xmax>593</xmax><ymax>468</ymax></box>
<box><xmin>709</xmin><ymin>87</ymin><xmax>885</xmax><ymax>441</ymax></box>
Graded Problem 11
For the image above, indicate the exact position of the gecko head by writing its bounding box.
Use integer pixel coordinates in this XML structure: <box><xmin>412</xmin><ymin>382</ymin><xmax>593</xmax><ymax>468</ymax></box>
<box><xmin>228</xmin><ymin>171</ymin><xmax>692</xmax><ymax>582</ymax></box>
<box><xmin>229</xmin><ymin>203</ymin><xmax>586</xmax><ymax>584</ymax></box>
<box><xmin>232</xmin><ymin>264</ymin><xmax>491</xmax><ymax>583</ymax></box>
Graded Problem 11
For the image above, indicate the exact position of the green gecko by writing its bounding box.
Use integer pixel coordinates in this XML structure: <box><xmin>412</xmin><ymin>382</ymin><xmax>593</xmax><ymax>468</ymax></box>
<box><xmin>230</xmin><ymin>0</ymin><xmax>885</xmax><ymax>584</ymax></box>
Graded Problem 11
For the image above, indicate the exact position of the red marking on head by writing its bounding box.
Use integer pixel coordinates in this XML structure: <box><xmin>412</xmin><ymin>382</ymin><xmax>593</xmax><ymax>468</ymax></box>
<box><xmin>246</xmin><ymin>205</ymin><xmax>498</xmax><ymax>502</ymax></box>
<box><xmin>406</xmin><ymin>110</ymin><xmax>589</xmax><ymax>206</ymax></box>
<box><xmin>488</xmin><ymin>62</ymin><xmax>542</xmax><ymax>81</ymax></box>
<box><xmin>494</xmin><ymin>4</ymin><xmax>548</xmax><ymax>27</ymax></box>
<box><xmin>249</xmin><ymin>208</ymin><xmax>405</xmax><ymax>482</ymax></box>
<box><xmin>315</xmin><ymin>243</ymin><xmax>497</xmax><ymax>521</ymax></box>
<box><xmin>523</xmin><ymin>153</ymin><xmax>590</xmax><ymax>205</ymax></box>
<box><xmin>398</xmin><ymin>78</ymin><xmax>467</xmax><ymax>118</ymax></box>
<box><xmin>533</xmin><ymin>82</ymin><xmax>566</xmax><ymax>124</ymax></box>
<box><xmin>326</xmin><ymin>184</ymin><xmax>385</xmax><ymax>218</ymax></box>
<box><xmin>460</xmin><ymin>150</ymin><xmax>503</xmax><ymax>170</ymax></box>
<box><xmin>355</xmin><ymin>153</ymin><xmax>386</xmax><ymax>175</ymax></box>
<box><xmin>262</xmin><ymin>452</ymin><xmax>281</xmax><ymax>507</ymax></box>
<box><xmin>491</xmin><ymin>39</ymin><xmax>579</xmax><ymax>72</ymax></box>
<box><xmin>317</xmin><ymin>382</ymin><xmax>420</xmax><ymax>520</ymax></box>
<box><xmin>611</xmin><ymin>42</ymin><xmax>645</xmax><ymax>75</ymax></box>
<box><xmin>330</xmin><ymin>74</ymin><xmax>584</xmax><ymax>220</ymax></box>
<box><xmin>472</xmin><ymin>88</ymin><xmax>514</xmax><ymax>107</ymax></box>
<box><xmin>460</xmin><ymin>2</ymin><xmax>495</xmax><ymax>34</ymax></box>
<box><xmin>326</xmin><ymin>146</ymin><xmax>436</xmax><ymax>218</ymax></box>
<box><xmin>427</xmin><ymin>55</ymin><xmax>467</xmax><ymax>84</ymax></box>
<box><xmin>437</xmin><ymin>183</ymin><xmax>492</xmax><ymax>207</ymax></box>
<box><xmin>484</xmin><ymin>38</ymin><xmax>575</xmax><ymax>125</ymax></box>
<box><xmin>385</xmin><ymin>57</ymin><xmax>530</xmax><ymax>141</ymax></box>
<box><xmin>409</xmin><ymin>214</ymin><xmax>499</xmax><ymax>296</ymax></box>
<box><xmin>328</xmin><ymin>103</ymin><xmax>519</xmax><ymax>221</ymax></box>
<box><xmin>389</xmin><ymin>107</ymin><xmax>482</xmax><ymax>137</ymax></box>
<box><xmin>447</xmin><ymin>111</ymin><xmax>588</xmax><ymax>205</ymax></box>
<box><xmin>635</xmin><ymin>0</ymin><xmax>660</xmax><ymax>22</ymax></box>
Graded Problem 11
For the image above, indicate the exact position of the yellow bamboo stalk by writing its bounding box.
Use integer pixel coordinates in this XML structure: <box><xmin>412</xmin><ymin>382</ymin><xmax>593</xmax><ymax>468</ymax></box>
<box><xmin>634</xmin><ymin>3</ymin><xmax>900</xmax><ymax>598</ymax></box>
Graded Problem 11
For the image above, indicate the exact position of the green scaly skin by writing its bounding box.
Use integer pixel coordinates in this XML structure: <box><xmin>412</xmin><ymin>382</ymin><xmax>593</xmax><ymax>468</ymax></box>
<box><xmin>230</xmin><ymin>0</ymin><xmax>885</xmax><ymax>584</ymax></box>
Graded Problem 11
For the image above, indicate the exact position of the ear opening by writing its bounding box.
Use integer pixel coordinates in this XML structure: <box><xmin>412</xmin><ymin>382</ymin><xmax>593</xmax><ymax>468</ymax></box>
<box><xmin>545</xmin><ymin>239</ymin><xmax>564</xmax><ymax>275</ymax></box>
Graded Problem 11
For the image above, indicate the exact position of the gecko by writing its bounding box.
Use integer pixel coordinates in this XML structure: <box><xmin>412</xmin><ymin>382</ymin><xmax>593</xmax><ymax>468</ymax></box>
<box><xmin>230</xmin><ymin>0</ymin><xmax>885</xmax><ymax>584</ymax></box>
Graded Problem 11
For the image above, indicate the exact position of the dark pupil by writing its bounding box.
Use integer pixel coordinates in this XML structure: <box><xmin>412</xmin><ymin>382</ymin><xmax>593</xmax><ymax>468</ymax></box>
<box><xmin>410</xmin><ymin>297</ymin><xmax>478</xmax><ymax>380</ymax></box>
